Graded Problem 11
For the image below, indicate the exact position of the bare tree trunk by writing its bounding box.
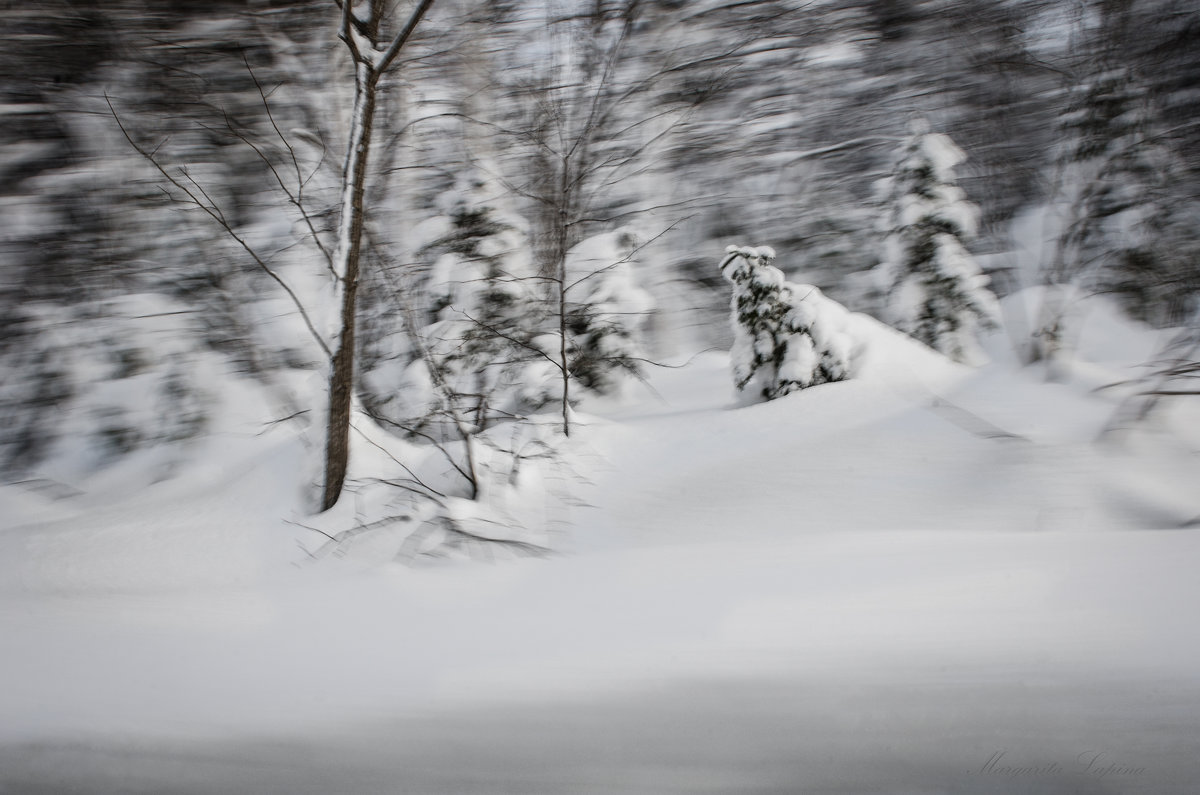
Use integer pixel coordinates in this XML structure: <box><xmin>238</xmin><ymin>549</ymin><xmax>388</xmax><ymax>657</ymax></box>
<box><xmin>321</xmin><ymin>0</ymin><xmax>435</xmax><ymax>511</ymax></box>
<box><xmin>322</xmin><ymin>68</ymin><xmax>378</xmax><ymax>511</ymax></box>
<box><xmin>557</xmin><ymin>155</ymin><xmax>573</xmax><ymax>437</ymax></box>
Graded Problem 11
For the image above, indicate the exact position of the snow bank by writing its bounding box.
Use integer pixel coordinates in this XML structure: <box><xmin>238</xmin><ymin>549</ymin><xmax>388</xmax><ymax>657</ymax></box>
<box><xmin>0</xmin><ymin>286</ymin><xmax>1197</xmax><ymax>795</ymax></box>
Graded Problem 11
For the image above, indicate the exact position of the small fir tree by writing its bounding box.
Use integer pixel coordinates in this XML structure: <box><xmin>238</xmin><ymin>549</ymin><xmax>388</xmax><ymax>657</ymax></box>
<box><xmin>562</xmin><ymin>229</ymin><xmax>655</xmax><ymax>396</ymax></box>
<box><xmin>720</xmin><ymin>245</ymin><xmax>855</xmax><ymax>402</ymax></box>
<box><xmin>427</xmin><ymin>204</ymin><xmax>551</xmax><ymax>424</ymax></box>
<box><xmin>877</xmin><ymin>121</ymin><xmax>999</xmax><ymax>363</ymax></box>
<box><xmin>369</xmin><ymin>184</ymin><xmax>555</xmax><ymax>441</ymax></box>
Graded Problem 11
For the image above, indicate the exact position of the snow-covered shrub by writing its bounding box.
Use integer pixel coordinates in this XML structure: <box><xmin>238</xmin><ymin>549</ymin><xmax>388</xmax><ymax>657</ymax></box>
<box><xmin>562</xmin><ymin>228</ymin><xmax>656</xmax><ymax>396</ymax></box>
<box><xmin>720</xmin><ymin>245</ymin><xmax>856</xmax><ymax>402</ymax></box>
<box><xmin>0</xmin><ymin>295</ymin><xmax>221</xmax><ymax>479</ymax></box>
<box><xmin>876</xmin><ymin>121</ymin><xmax>999</xmax><ymax>363</ymax></box>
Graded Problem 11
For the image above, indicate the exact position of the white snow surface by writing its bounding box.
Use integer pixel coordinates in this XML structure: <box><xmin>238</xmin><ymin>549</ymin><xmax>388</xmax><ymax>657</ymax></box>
<box><xmin>2</xmin><ymin>293</ymin><xmax>1199</xmax><ymax>792</ymax></box>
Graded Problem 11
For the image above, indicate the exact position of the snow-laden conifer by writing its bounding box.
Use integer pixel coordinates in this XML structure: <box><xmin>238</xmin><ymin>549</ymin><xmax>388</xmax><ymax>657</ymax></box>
<box><xmin>720</xmin><ymin>245</ymin><xmax>855</xmax><ymax>401</ymax></box>
<box><xmin>876</xmin><ymin>122</ymin><xmax>999</xmax><ymax>363</ymax></box>
<box><xmin>1052</xmin><ymin>67</ymin><xmax>1199</xmax><ymax>327</ymax></box>
<box><xmin>562</xmin><ymin>229</ymin><xmax>656</xmax><ymax>396</ymax></box>
<box><xmin>379</xmin><ymin>178</ymin><xmax>554</xmax><ymax>439</ymax></box>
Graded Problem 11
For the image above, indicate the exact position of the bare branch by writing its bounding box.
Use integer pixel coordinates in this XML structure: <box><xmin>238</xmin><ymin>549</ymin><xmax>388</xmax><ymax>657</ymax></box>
<box><xmin>106</xmin><ymin>94</ymin><xmax>333</xmax><ymax>360</ymax></box>
<box><xmin>377</xmin><ymin>0</ymin><xmax>438</xmax><ymax>74</ymax></box>
<box><xmin>242</xmin><ymin>54</ymin><xmax>337</xmax><ymax>275</ymax></box>
<box><xmin>351</xmin><ymin>422</ymin><xmax>449</xmax><ymax>499</ymax></box>
<box><xmin>565</xmin><ymin>220</ymin><xmax>680</xmax><ymax>294</ymax></box>
<box><xmin>337</xmin><ymin>0</ymin><xmax>360</xmax><ymax>60</ymax></box>
<box><xmin>456</xmin><ymin>308</ymin><xmax>565</xmax><ymax>374</ymax></box>
<box><xmin>357</xmin><ymin>402</ymin><xmax>474</xmax><ymax>490</ymax></box>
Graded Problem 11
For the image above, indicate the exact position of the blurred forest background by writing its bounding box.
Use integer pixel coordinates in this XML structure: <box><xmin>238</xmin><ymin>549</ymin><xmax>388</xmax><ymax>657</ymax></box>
<box><xmin>2</xmin><ymin>0</ymin><xmax>1197</xmax><ymax>493</ymax></box>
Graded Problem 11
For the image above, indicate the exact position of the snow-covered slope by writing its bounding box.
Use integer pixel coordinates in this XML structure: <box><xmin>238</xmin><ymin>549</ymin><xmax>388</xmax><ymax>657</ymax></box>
<box><xmin>1</xmin><ymin>297</ymin><xmax>1198</xmax><ymax>793</ymax></box>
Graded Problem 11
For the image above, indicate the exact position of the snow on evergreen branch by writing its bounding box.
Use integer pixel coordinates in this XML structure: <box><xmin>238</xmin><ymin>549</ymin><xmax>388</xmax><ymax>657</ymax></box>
<box><xmin>720</xmin><ymin>245</ymin><xmax>856</xmax><ymax>402</ymax></box>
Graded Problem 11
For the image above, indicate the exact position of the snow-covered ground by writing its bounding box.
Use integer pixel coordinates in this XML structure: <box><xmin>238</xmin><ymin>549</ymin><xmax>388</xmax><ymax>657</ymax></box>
<box><xmin>2</xmin><ymin>295</ymin><xmax>1199</xmax><ymax>793</ymax></box>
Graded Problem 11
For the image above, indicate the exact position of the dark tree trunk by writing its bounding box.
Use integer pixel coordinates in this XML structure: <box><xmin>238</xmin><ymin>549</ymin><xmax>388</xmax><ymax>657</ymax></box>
<box><xmin>321</xmin><ymin>70</ymin><xmax>379</xmax><ymax>512</ymax></box>
<box><xmin>320</xmin><ymin>0</ymin><xmax>435</xmax><ymax>511</ymax></box>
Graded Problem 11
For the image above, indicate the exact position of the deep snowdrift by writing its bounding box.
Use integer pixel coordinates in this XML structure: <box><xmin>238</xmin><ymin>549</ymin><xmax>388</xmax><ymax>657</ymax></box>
<box><xmin>2</xmin><ymin>295</ymin><xmax>1198</xmax><ymax>793</ymax></box>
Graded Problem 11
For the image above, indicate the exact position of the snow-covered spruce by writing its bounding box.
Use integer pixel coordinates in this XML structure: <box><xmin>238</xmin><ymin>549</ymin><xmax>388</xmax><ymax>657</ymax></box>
<box><xmin>362</xmin><ymin>177</ymin><xmax>556</xmax><ymax>443</ymax></box>
<box><xmin>563</xmin><ymin>228</ymin><xmax>656</xmax><ymax>397</ymax></box>
<box><xmin>720</xmin><ymin>245</ymin><xmax>855</xmax><ymax>402</ymax></box>
<box><xmin>876</xmin><ymin>121</ymin><xmax>999</xmax><ymax>364</ymax></box>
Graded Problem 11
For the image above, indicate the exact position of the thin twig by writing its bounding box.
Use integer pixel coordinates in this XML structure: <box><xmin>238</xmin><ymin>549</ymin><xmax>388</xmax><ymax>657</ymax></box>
<box><xmin>106</xmin><ymin>94</ymin><xmax>332</xmax><ymax>360</ymax></box>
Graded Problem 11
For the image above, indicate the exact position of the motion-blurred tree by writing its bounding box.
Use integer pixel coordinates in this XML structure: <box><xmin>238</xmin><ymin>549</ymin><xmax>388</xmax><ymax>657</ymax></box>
<box><xmin>1032</xmin><ymin>0</ymin><xmax>1200</xmax><ymax>370</ymax></box>
<box><xmin>876</xmin><ymin>123</ymin><xmax>999</xmax><ymax>363</ymax></box>
<box><xmin>108</xmin><ymin>1</ymin><xmax>435</xmax><ymax>510</ymax></box>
